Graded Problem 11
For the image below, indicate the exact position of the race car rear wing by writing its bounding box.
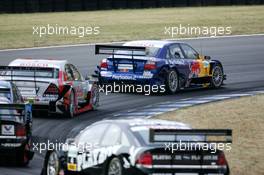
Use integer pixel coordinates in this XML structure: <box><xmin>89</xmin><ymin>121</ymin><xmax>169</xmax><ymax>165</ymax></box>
<box><xmin>149</xmin><ymin>128</ymin><xmax>232</xmax><ymax>143</ymax></box>
<box><xmin>0</xmin><ymin>66</ymin><xmax>58</xmax><ymax>95</ymax></box>
<box><xmin>0</xmin><ymin>65</ymin><xmax>56</xmax><ymax>78</ymax></box>
<box><xmin>95</xmin><ymin>45</ymin><xmax>146</xmax><ymax>73</ymax></box>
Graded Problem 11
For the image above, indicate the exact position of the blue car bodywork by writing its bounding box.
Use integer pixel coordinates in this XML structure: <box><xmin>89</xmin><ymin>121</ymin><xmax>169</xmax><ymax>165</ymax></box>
<box><xmin>95</xmin><ymin>40</ymin><xmax>226</xmax><ymax>93</ymax></box>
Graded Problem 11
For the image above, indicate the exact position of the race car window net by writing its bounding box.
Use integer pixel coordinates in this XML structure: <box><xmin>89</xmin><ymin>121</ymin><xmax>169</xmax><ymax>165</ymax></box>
<box><xmin>0</xmin><ymin>66</ymin><xmax>59</xmax><ymax>79</ymax></box>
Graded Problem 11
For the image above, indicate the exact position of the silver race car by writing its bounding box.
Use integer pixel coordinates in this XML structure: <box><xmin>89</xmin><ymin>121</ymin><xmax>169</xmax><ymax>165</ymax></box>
<box><xmin>0</xmin><ymin>59</ymin><xmax>99</xmax><ymax>117</ymax></box>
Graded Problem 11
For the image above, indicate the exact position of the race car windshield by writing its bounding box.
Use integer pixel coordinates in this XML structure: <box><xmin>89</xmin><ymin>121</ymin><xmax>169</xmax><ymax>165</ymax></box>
<box><xmin>0</xmin><ymin>69</ymin><xmax>59</xmax><ymax>78</ymax></box>
<box><xmin>132</xmin><ymin>127</ymin><xmax>205</xmax><ymax>145</ymax></box>
<box><xmin>115</xmin><ymin>47</ymin><xmax>160</xmax><ymax>57</ymax></box>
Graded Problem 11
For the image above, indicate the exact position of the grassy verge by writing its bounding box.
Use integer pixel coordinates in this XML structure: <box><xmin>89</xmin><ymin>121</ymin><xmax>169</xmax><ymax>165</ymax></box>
<box><xmin>156</xmin><ymin>95</ymin><xmax>264</xmax><ymax>175</ymax></box>
<box><xmin>0</xmin><ymin>5</ymin><xmax>263</xmax><ymax>49</ymax></box>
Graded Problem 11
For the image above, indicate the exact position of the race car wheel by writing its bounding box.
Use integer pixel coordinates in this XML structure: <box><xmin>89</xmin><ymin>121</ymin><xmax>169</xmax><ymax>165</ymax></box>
<box><xmin>46</xmin><ymin>151</ymin><xmax>60</xmax><ymax>175</ymax></box>
<box><xmin>90</xmin><ymin>83</ymin><xmax>99</xmax><ymax>110</ymax></box>
<box><xmin>210</xmin><ymin>65</ymin><xmax>224</xmax><ymax>88</ymax></box>
<box><xmin>16</xmin><ymin>144</ymin><xmax>30</xmax><ymax>166</ymax></box>
<box><xmin>66</xmin><ymin>91</ymin><xmax>75</xmax><ymax>118</ymax></box>
<box><xmin>165</xmin><ymin>69</ymin><xmax>179</xmax><ymax>94</ymax></box>
<box><xmin>107</xmin><ymin>157</ymin><xmax>123</xmax><ymax>175</ymax></box>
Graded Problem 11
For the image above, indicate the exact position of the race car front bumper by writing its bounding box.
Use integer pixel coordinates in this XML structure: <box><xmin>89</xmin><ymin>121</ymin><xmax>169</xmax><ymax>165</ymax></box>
<box><xmin>134</xmin><ymin>165</ymin><xmax>229</xmax><ymax>175</ymax></box>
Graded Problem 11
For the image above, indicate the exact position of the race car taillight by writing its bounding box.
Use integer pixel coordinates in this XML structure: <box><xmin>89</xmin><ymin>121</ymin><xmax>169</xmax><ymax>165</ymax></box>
<box><xmin>16</xmin><ymin>125</ymin><xmax>26</xmax><ymax>137</ymax></box>
<box><xmin>44</xmin><ymin>83</ymin><xmax>59</xmax><ymax>95</ymax></box>
<box><xmin>217</xmin><ymin>152</ymin><xmax>227</xmax><ymax>166</ymax></box>
<box><xmin>144</xmin><ymin>61</ymin><xmax>157</xmax><ymax>70</ymax></box>
<box><xmin>100</xmin><ymin>59</ymin><xmax>108</xmax><ymax>69</ymax></box>
<box><xmin>136</xmin><ymin>152</ymin><xmax>153</xmax><ymax>166</ymax></box>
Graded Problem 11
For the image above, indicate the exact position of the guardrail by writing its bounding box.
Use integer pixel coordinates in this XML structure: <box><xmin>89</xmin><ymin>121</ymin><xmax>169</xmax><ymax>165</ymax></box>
<box><xmin>0</xmin><ymin>0</ymin><xmax>263</xmax><ymax>13</ymax></box>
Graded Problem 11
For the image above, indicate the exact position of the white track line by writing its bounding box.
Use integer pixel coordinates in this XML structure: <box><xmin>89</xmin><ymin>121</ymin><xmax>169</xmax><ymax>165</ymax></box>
<box><xmin>0</xmin><ymin>33</ymin><xmax>263</xmax><ymax>52</ymax></box>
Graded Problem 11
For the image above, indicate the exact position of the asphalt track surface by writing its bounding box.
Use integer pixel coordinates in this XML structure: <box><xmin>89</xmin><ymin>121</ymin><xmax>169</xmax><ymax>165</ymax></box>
<box><xmin>0</xmin><ymin>35</ymin><xmax>264</xmax><ymax>174</ymax></box>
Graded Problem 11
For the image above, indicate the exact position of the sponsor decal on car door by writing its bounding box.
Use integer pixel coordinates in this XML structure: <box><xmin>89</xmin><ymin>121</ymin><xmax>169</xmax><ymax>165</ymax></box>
<box><xmin>1</xmin><ymin>125</ymin><xmax>15</xmax><ymax>135</ymax></box>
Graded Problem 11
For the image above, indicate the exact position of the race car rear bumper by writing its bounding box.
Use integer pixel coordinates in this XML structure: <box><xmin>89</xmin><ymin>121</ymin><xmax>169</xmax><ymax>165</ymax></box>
<box><xmin>99</xmin><ymin>70</ymin><xmax>162</xmax><ymax>85</ymax></box>
<box><xmin>133</xmin><ymin>165</ymin><xmax>229</xmax><ymax>175</ymax></box>
<box><xmin>0</xmin><ymin>137</ymin><xmax>27</xmax><ymax>150</ymax></box>
<box><xmin>99</xmin><ymin>75</ymin><xmax>162</xmax><ymax>86</ymax></box>
<box><xmin>31</xmin><ymin>101</ymin><xmax>65</xmax><ymax>115</ymax></box>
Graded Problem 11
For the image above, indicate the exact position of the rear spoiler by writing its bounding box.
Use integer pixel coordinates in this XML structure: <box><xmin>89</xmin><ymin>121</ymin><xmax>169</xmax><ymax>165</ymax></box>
<box><xmin>95</xmin><ymin>45</ymin><xmax>146</xmax><ymax>56</ymax></box>
<box><xmin>95</xmin><ymin>45</ymin><xmax>146</xmax><ymax>73</ymax></box>
<box><xmin>149</xmin><ymin>129</ymin><xmax>232</xmax><ymax>144</ymax></box>
<box><xmin>0</xmin><ymin>65</ymin><xmax>57</xmax><ymax>95</ymax></box>
<box><xmin>0</xmin><ymin>103</ymin><xmax>32</xmax><ymax>119</ymax></box>
<box><xmin>0</xmin><ymin>65</ymin><xmax>55</xmax><ymax>72</ymax></box>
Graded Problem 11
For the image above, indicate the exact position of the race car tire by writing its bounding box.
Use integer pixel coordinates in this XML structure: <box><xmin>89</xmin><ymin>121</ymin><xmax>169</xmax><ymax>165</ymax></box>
<box><xmin>210</xmin><ymin>64</ymin><xmax>224</xmax><ymax>88</ymax></box>
<box><xmin>45</xmin><ymin>151</ymin><xmax>61</xmax><ymax>175</ymax></box>
<box><xmin>65</xmin><ymin>91</ymin><xmax>76</xmax><ymax>118</ymax></box>
<box><xmin>16</xmin><ymin>144</ymin><xmax>30</xmax><ymax>166</ymax></box>
<box><xmin>107</xmin><ymin>157</ymin><xmax>124</xmax><ymax>175</ymax></box>
<box><xmin>90</xmin><ymin>83</ymin><xmax>99</xmax><ymax>110</ymax></box>
<box><xmin>165</xmin><ymin>69</ymin><xmax>179</xmax><ymax>94</ymax></box>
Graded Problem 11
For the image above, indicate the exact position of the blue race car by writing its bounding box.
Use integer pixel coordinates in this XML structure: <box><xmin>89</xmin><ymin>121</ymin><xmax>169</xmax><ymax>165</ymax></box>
<box><xmin>95</xmin><ymin>40</ymin><xmax>226</xmax><ymax>94</ymax></box>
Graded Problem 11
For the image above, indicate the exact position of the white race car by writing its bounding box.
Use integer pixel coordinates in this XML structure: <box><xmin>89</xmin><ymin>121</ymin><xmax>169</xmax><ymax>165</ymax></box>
<box><xmin>0</xmin><ymin>59</ymin><xmax>99</xmax><ymax>117</ymax></box>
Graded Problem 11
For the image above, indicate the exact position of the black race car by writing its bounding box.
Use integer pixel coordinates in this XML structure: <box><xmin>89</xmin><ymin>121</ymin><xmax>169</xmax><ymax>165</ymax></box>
<box><xmin>0</xmin><ymin>80</ymin><xmax>34</xmax><ymax>165</ymax></box>
<box><xmin>41</xmin><ymin>119</ymin><xmax>232</xmax><ymax>175</ymax></box>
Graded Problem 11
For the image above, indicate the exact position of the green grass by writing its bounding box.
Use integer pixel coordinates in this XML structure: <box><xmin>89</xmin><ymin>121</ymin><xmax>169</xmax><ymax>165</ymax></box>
<box><xmin>156</xmin><ymin>95</ymin><xmax>264</xmax><ymax>175</ymax></box>
<box><xmin>0</xmin><ymin>5</ymin><xmax>264</xmax><ymax>49</ymax></box>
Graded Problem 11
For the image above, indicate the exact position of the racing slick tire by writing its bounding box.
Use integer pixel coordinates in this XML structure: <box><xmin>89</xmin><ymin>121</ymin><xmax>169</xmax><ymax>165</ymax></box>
<box><xmin>65</xmin><ymin>91</ymin><xmax>76</xmax><ymax>118</ymax></box>
<box><xmin>90</xmin><ymin>83</ymin><xmax>100</xmax><ymax>110</ymax></box>
<box><xmin>107</xmin><ymin>157</ymin><xmax>124</xmax><ymax>175</ymax></box>
<box><xmin>165</xmin><ymin>69</ymin><xmax>179</xmax><ymax>94</ymax></box>
<box><xmin>210</xmin><ymin>64</ymin><xmax>224</xmax><ymax>88</ymax></box>
<box><xmin>44</xmin><ymin>151</ymin><xmax>61</xmax><ymax>175</ymax></box>
<box><xmin>16</xmin><ymin>144</ymin><xmax>30</xmax><ymax>166</ymax></box>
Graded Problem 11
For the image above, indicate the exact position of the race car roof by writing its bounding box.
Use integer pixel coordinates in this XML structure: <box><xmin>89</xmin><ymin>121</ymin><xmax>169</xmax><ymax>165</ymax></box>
<box><xmin>124</xmin><ymin>40</ymin><xmax>180</xmax><ymax>48</ymax></box>
<box><xmin>8</xmin><ymin>58</ymin><xmax>68</xmax><ymax>69</ymax></box>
